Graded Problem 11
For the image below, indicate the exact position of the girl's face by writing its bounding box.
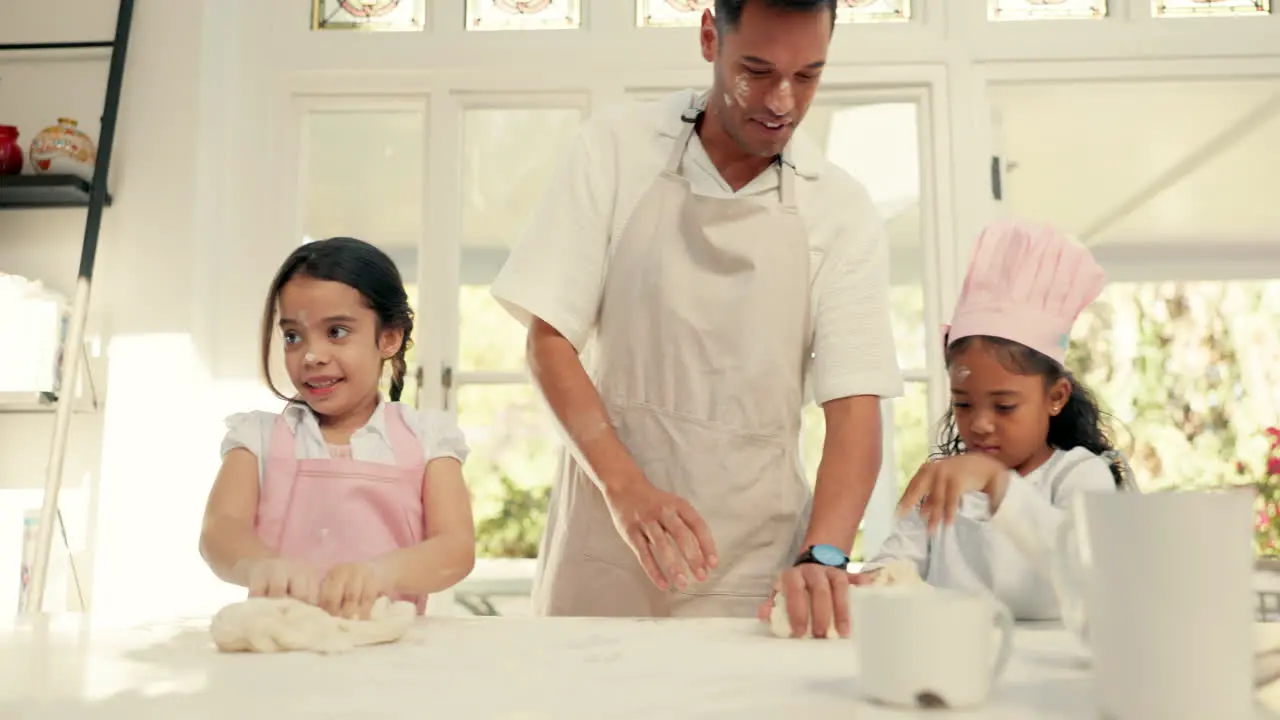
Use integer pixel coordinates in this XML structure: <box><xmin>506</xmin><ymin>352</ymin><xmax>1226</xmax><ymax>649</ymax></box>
<box><xmin>276</xmin><ymin>276</ymin><xmax>402</xmax><ymax>424</ymax></box>
<box><xmin>948</xmin><ymin>340</ymin><xmax>1070</xmax><ymax>476</ymax></box>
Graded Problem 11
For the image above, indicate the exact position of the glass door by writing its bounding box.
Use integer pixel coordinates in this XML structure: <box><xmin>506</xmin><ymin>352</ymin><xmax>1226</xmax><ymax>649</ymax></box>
<box><xmin>797</xmin><ymin>86</ymin><xmax>938</xmax><ymax>559</ymax></box>
<box><xmin>294</xmin><ymin>95</ymin><xmax>430</xmax><ymax>408</ymax></box>
<box><xmin>445</xmin><ymin>93</ymin><xmax>588</xmax><ymax>560</ymax></box>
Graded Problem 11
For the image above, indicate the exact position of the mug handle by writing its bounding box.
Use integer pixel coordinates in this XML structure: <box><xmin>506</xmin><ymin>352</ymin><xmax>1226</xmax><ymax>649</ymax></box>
<box><xmin>1050</xmin><ymin>497</ymin><xmax>1089</xmax><ymax>643</ymax></box>
<box><xmin>989</xmin><ymin>599</ymin><xmax>1015</xmax><ymax>682</ymax></box>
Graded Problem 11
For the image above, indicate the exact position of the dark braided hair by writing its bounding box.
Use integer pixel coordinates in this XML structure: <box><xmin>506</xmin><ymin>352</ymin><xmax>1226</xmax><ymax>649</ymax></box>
<box><xmin>260</xmin><ymin>237</ymin><xmax>414</xmax><ymax>403</ymax></box>
<box><xmin>933</xmin><ymin>335</ymin><xmax>1125</xmax><ymax>488</ymax></box>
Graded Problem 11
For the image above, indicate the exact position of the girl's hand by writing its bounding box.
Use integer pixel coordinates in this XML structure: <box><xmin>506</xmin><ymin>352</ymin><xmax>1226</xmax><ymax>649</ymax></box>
<box><xmin>241</xmin><ymin>557</ymin><xmax>320</xmax><ymax>604</ymax></box>
<box><xmin>896</xmin><ymin>454</ymin><xmax>1011</xmax><ymax>533</ymax></box>
<box><xmin>317</xmin><ymin>562</ymin><xmax>394</xmax><ymax>619</ymax></box>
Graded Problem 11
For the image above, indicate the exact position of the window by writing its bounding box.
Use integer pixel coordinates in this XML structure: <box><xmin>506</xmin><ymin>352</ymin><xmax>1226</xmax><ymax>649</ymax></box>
<box><xmin>637</xmin><ymin>0</ymin><xmax>713</xmax><ymax>27</ymax></box>
<box><xmin>797</xmin><ymin>98</ymin><xmax>932</xmax><ymax>559</ymax></box>
<box><xmin>457</xmin><ymin>383</ymin><xmax>560</xmax><ymax>558</ymax></box>
<box><xmin>988</xmin><ymin>0</ymin><xmax>1107</xmax><ymax>21</ymax></box>
<box><xmin>457</xmin><ymin>102</ymin><xmax>585</xmax><ymax>558</ymax></box>
<box><xmin>459</xmin><ymin>106</ymin><xmax>585</xmax><ymax>374</ymax></box>
<box><xmin>1067</xmin><ymin>280</ymin><xmax>1280</xmax><ymax>491</ymax></box>
<box><xmin>299</xmin><ymin>104</ymin><xmax>427</xmax><ymax>408</ymax></box>
<box><xmin>310</xmin><ymin>0</ymin><xmax>426</xmax><ymax>31</ymax></box>
<box><xmin>466</xmin><ymin>0</ymin><xmax>581</xmax><ymax>31</ymax></box>
<box><xmin>801</xmin><ymin>101</ymin><xmax>926</xmax><ymax>369</ymax></box>
<box><xmin>990</xmin><ymin>79</ymin><xmax>1280</xmax><ymax>242</ymax></box>
<box><xmin>835</xmin><ymin>0</ymin><xmax>911</xmax><ymax>24</ymax></box>
<box><xmin>1153</xmin><ymin>0</ymin><xmax>1270</xmax><ymax>16</ymax></box>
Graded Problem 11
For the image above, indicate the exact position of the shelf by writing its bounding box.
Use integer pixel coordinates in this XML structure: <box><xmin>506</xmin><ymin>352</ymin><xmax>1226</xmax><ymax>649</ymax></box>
<box><xmin>0</xmin><ymin>343</ymin><xmax>102</xmax><ymax>415</ymax></box>
<box><xmin>0</xmin><ymin>391</ymin><xmax>96</xmax><ymax>415</ymax></box>
<box><xmin>0</xmin><ymin>391</ymin><xmax>59</xmax><ymax>413</ymax></box>
<box><xmin>0</xmin><ymin>175</ymin><xmax>112</xmax><ymax>210</ymax></box>
<box><xmin>0</xmin><ymin>42</ymin><xmax>114</xmax><ymax>52</ymax></box>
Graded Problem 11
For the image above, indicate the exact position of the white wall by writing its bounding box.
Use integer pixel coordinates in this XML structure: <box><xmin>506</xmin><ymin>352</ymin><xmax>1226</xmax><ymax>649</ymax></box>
<box><xmin>0</xmin><ymin>0</ymin><xmax>276</xmax><ymax>620</ymax></box>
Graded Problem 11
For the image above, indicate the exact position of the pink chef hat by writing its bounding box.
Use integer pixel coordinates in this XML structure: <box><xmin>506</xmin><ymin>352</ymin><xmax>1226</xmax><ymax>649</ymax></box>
<box><xmin>943</xmin><ymin>219</ymin><xmax>1106</xmax><ymax>366</ymax></box>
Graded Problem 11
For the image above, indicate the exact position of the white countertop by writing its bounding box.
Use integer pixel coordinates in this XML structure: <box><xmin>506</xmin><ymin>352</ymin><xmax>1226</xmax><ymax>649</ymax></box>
<box><xmin>3</xmin><ymin>614</ymin><xmax>1279</xmax><ymax>719</ymax></box>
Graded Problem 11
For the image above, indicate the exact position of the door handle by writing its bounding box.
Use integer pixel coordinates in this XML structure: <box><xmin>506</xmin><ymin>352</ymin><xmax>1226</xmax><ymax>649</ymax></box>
<box><xmin>440</xmin><ymin>365</ymin><xmax>453</xmax><ymax>411</ymax></box>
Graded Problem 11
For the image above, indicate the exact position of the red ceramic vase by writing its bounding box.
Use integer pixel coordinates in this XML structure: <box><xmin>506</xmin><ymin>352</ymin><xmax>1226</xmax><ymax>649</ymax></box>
<box><xmin>0</xmin><ymin>125</ymin><xmax>23</xmax><ymax>175</ymax></box>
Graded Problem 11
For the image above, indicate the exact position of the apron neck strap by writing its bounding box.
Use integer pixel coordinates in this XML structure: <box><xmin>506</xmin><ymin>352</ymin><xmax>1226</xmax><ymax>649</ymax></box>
<box><xmin>777</xmin><ymin>153</ymin><xmax>796</xmax><ymax>209</ymax></box>
<box><xmin>666</xmin><ymin>94</ymin><xmax>705</xmax><ymax>174</ymax></box>
<box><xmin>667</xmin><ymin>93</ymin><xmax>797</xmax><ymax>208</ymax></box>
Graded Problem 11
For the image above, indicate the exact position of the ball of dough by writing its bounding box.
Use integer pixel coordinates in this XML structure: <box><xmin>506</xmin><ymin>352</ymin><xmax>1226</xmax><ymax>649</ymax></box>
<box><xmin>210</xmin><ymin>595</ymin><xmax>416</xmax><ymax>654</ymax></box>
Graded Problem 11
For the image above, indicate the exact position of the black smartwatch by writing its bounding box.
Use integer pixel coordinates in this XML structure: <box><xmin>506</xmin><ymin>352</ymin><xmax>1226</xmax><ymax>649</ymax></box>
<box><xmin>793</xmin><ymin>543</ymin><xmax>850</xmax><ymax>570</ymax></box>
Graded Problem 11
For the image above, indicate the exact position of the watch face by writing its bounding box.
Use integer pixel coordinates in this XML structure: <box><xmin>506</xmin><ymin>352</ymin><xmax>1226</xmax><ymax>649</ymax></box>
<box><xmin>812</xmin><ymin>544</ymin><xmax>847</xmax><ymax>566</ymax></box>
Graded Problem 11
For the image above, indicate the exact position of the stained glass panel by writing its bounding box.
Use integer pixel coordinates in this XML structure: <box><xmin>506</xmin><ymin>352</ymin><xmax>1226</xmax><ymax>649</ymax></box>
<box><xmin>835</xmin><ymin>0</ymin><xmax>911</xmax><ymax>23</ymax></box>
<box><xmin>466</xmin><ymin>0</ymin><xmax>581</xmax><ymax>31</ymax></box>
<box><xmin>638</xmin><ymin>0</ymin><xmax>714</xmax><ymax>28</ymax></box>
<box><xmin>989</xmin><ymin>0</ymin><xmax>1107</xmax><ymax>21</ymax></box>
<box><xmin>1153</xmin><ymin>0</ymin><xmax>1269</xmax><ymax>17</ymax></box>
<box><xmin>310</xmin><ymin>0</ymin><xmax>425</xmax><ymax>31</ymax></box>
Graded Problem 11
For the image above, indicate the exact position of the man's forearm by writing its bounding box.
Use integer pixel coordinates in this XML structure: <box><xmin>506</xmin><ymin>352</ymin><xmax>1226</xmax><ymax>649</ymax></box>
<box><xmin>527</xmin><ymin>318</ymin><xmax>643</xmax><ymax>494</ymax></box>
<box><xmin>801</xmin><ymin>395</ymin><xmax>883</xmax><ymax>556</ymax></box>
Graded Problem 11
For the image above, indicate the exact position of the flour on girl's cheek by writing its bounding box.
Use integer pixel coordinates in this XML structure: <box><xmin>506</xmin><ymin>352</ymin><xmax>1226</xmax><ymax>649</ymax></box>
<box><xmin>950</xmin><ymin>364</ymin><xmax>971</xmax><ymax>385</ymax></box>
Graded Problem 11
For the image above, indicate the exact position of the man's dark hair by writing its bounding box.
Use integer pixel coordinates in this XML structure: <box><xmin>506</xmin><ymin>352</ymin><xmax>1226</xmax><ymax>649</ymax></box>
<box><xmin>713</xmin><ymin>0</ymin><xmax>838</xmax><ymax>33</ymax></box>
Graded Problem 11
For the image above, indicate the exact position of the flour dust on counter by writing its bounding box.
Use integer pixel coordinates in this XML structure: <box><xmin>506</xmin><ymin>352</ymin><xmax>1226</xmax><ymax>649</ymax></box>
<box><xmin>209</xmin><ymin>596</ymin><xmax>416</xmax><ymax>654</ymax></box>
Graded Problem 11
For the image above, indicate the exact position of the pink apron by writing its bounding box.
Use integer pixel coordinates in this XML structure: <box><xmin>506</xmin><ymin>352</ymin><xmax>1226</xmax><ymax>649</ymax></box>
<box><xmin>254</xmin><ymin>405</ymin><xmax>429</xmax><ymax>612</ymax></box>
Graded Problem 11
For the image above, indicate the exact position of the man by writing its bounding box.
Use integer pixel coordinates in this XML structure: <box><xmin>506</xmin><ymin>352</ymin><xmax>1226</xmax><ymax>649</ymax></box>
<box><xmin>490</xmin><ymin>0</ymin><xmax>902</xmax><ymax>638</ymax></box>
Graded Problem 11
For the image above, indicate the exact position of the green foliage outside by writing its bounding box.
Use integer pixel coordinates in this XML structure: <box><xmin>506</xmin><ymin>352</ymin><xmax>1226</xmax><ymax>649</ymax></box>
<box><xmin>1065</xmin><ymin>281</ymin><xmax>1280</xmax><ymax>492</ymax></box>
<box><xmin>475</xmin><ymin>475</ymin><xmax>552</xmax><ymax>558</ymax></box>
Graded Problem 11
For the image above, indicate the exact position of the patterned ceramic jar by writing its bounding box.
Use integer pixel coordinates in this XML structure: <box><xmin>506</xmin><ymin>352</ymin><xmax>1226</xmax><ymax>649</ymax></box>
<box><xmin>0</xmin><ymin>125</ymin><xmax>22</xmax><ymax>175</ymax></box>
<box><xmin>29</xmin><ymin>118</ymin><xmax>97</xmax><ymax>181</ymax></box>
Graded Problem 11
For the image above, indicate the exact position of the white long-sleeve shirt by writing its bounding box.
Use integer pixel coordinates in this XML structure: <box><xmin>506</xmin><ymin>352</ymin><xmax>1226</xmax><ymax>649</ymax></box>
<box><xmin>866</xmin><ymin>447</ymin><xmax>1118</xmax><ymax>621</ymax></box>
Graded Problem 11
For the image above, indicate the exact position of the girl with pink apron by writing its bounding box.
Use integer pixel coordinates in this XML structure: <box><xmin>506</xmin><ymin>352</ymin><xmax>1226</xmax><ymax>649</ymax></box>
<box><xmin>198</xmin><ymin>236</ymin><xmax>475</xmax><ymax>619</ymax></box>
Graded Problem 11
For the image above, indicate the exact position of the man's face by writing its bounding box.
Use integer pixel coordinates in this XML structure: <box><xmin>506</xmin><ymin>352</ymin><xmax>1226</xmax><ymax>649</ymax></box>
<box><xmin>701</xmin><ymin>2</ymin><xmax>831</xmax><ymax>158</ymax></box>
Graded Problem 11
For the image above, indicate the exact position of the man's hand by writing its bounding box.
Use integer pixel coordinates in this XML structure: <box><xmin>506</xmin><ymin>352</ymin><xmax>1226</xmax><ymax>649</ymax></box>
<box><xmin>897</xmin><ymin>453</ymin><xmax>1010</xmax><ymax>532</ymax></box>
<box><xmin>602</xmin><ymin>479</ymin><xmax>718</xmax><ymax>591</ymax></box>
<box><xmin>757</xmin><ymin>563</ymin><xmax>851</xmax><ymax>639</ymax></box>
<box><xmin>756</xmin><ymin>568</ymin><xmax>888</xmax><ymax>636</ymax></box>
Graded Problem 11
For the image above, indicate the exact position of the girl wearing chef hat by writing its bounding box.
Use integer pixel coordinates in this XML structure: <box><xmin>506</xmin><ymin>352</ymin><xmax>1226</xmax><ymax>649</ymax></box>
<box><xmin>198</xmin><ymin>237</ymin><xmax>476</xmax><ymax>619</ymax></box>
<box><xmin>858</xmin><ymin>219</ymin><xmax>1136</xmax><ymax>621</ymax></box>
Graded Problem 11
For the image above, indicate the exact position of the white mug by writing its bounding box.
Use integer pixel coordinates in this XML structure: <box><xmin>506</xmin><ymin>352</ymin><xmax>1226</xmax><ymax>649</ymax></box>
<box><xmin>1052</xmin><ymin>489</ymin><xmax>1255</xmax><ymax>720</ymax></box>
<box><xmin>852</xmin><ymin>587</ymin><xmax>1014</xmax><ymax>709</ymax></box>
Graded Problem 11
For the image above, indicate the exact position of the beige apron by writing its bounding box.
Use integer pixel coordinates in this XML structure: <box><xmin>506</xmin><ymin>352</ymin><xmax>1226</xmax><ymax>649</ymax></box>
<box><xmin>531</xmin><ymin>96</ymin><xmax>813</xmax><ymax>618</ymax></box>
